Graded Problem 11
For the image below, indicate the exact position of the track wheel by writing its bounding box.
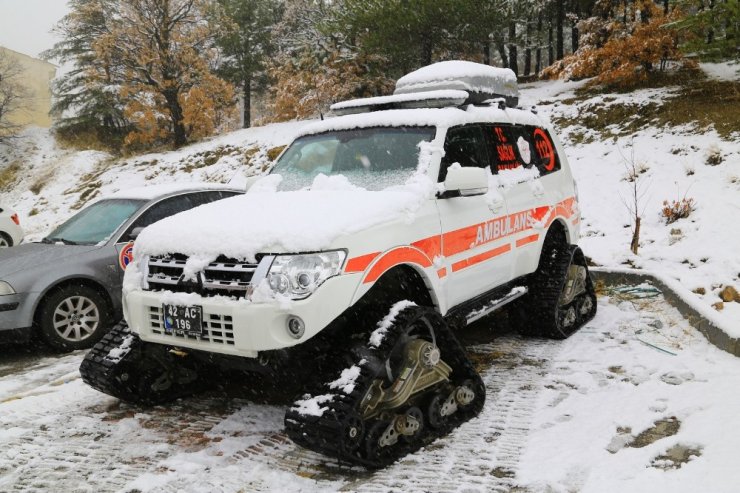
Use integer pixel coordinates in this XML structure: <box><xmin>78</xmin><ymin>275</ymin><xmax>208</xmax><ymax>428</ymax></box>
<box><xmin>514</xmin><ymin>235</ymin><xmax>597</xmax><ymax>339</ymax></box>
<box><xmin>80</xmin><ymin>322</ymin><xmax>204</xmax><ymax>405</ymax></box>
<box><xmin>284</xmin><ymin>305</ymin><xmax>485</xmax><ymax>468</ymax></box>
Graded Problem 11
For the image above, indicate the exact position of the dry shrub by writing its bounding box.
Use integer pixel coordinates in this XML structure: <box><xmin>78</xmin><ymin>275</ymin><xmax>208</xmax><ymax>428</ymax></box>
<box><xmin>543</xmin><ymin>2</ymin><xmax>695</xmax><ymax>89</ymax></box>
<box><xmin>661</xmin><ymin>197</ymin><xmax>695</xmax><ymax>224</ymax></box>
<box><xmin>0</xmin><ymin>162</ymin><xmax>20</xmax><ymax>190</ymax></box>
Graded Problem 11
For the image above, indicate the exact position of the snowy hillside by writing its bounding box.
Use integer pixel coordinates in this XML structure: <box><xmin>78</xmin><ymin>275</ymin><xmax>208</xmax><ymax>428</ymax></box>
<box><xmin>1</xmin><ymin>64</ymin><xmax>738</xmax><ymax>324</ymax></box>
<box><xmin>1</xmin><ymin>120</ymin><xmax>308</xmax><ymax>240</ymax></box>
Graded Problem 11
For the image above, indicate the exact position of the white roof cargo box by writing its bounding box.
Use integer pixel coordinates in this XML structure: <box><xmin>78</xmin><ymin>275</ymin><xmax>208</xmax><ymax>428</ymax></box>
<box><xmin>394</xmin><ymin>60</ymin><xmax>519</xmax><ymax>108</ymax></box>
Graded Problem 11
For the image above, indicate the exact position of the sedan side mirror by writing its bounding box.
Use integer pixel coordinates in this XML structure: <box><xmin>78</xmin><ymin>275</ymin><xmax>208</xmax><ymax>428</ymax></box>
<box><xmin>440</xmin><ymin>166</ymin><xmax>488</xmax><ymax>198</ymax></box>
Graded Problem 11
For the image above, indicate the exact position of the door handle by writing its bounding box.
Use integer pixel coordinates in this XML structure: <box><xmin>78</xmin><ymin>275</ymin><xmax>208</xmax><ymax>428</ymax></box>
<box><xmin>488</xmin><ymin>201</ymin><xmax>504</xmax><ymax>213</ymax></box>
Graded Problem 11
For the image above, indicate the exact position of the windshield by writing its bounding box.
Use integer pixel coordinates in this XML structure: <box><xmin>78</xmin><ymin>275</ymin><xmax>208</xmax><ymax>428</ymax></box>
<box><xmin>45</xmin><ymin>199</ymin><xmax>145</xmax><ymax>245</ymax></box>
<box><xmin>271</xmin><ymin>126</ymin><xmax>436</xmax><ymax>191</ymax></box>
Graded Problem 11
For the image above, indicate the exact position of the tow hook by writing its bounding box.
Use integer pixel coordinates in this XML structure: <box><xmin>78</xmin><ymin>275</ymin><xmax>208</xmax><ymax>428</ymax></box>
<box><xmin>168</xmin><ymin>347</ymin><xmax>189</xmax><ymax>357</ymax></box>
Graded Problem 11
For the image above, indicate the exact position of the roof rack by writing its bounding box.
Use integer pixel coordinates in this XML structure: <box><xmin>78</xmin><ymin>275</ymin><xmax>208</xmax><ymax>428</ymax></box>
<box><xmin>330</xmin><ymin>90</ymin><xmax>469</xmax><ymax>116</ymax></box>
<box><xmin>330</xmin><ymin>61</ymin><xmax>520</xmax><ymax>115</ymax></box>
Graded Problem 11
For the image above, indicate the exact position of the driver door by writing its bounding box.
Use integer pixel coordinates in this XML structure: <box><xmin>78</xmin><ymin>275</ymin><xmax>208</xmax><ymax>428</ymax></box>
<box><xmin>436</xmin><ymin>125</ymin><xmax>511</xmax><ymax>308</ymax></box>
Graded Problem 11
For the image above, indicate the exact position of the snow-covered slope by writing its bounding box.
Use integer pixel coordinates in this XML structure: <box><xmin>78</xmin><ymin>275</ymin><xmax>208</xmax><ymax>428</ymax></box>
<box><xmin>519</xmin><ymin>71</ymin><xmax>739</xmax><ymax>325</ymax></box>
<box><xmin>1</xmin><ymin>65</ymin><xmax>737</xmax><ymax>322</ymax></box>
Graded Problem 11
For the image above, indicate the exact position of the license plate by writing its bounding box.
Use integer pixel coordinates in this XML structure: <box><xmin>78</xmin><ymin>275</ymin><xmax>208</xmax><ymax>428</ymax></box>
<box><xmin>162</xmin><ymin>304</ymin><xmax>203</xmax><ymax>337</ymax></box>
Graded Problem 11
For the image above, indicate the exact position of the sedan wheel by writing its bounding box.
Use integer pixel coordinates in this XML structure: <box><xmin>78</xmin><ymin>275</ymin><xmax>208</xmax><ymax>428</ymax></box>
<box><xmin>0</xmin><ymin>234</ymin><xmax>10</xmax><ymax>248</ymax></box>
<box><xmin>38</xmin><ymin>285</ymin><xmax>111</xmax><ymax>351</ymax></box>
<box><xmin>52</xmin><ymin>296</ymin><xmax>100</xmax><ymax>342</ymax></box>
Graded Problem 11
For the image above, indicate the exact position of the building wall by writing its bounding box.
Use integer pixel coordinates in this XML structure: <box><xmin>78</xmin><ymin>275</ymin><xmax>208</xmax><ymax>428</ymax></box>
<box><xmin>0</xmin><ymin>47</ymin><xmax>57</xmax><ymax>128</ymax></box>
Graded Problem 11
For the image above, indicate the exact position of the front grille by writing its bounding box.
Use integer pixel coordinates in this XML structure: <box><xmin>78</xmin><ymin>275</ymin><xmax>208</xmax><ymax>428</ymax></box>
<box><xmin>146</xmin><ymin>254</ymin><xmax>258</xmax><ymax>298</ymax></box>
<box><xmin>148</xmin><ymin>305</ymin><xmax>235</xmax><ymax>346</ymax></box>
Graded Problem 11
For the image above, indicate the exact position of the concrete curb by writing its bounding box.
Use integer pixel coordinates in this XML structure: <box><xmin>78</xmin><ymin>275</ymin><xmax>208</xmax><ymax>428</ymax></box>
<box><xmin>591</xmin><ymin>268</ymin><xmax>739</xmax><ymax>357</ymax></box>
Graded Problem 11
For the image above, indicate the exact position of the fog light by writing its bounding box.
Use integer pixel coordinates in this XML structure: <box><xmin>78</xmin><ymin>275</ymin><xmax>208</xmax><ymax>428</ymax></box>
<box><xmin>287</xmin><ymin>316</ymin><xmax>305</xmax><ymax>339</ymax></box>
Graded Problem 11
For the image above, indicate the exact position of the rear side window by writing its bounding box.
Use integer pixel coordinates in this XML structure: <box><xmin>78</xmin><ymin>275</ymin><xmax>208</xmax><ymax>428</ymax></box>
<box><xmin>439</xmin><ymin>125</ymin><xmax>490</xmax><ymax>181</ymax></box>
<box><xmin>188</xmin><ymin>190</ymin><xmax>241</xmax><ymax>207</ymax></box>
<box><xmin>487</xmin><ymin>124</ymin><xmax>560</xmax><ymax>176</ymax></box>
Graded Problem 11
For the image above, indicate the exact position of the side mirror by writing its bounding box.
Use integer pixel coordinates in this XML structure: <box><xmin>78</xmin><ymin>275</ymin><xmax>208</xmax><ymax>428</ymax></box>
<box><xmin>129</xmin><ymin>227</ymin><xmax>144</xmax><ymax>240</ymax></box>
<box><xmin>441</xmin><ymin>166</ymin><xmax>488</xmax><ymax>198</ymax></box>
<box><xmin>245</xmin><ymin>175</ymin><xmax>262</xmax><ymax>191</ymax></box>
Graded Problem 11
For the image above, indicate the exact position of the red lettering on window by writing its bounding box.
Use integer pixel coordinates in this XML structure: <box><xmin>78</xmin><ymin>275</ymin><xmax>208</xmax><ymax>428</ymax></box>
<box><xmin>496</xmin><ymin>144</ymin><xmax>516</xmax><ymax>163</ymax></box>
<box><xmin>533</xmin><ymin>128</ymin><xmax>556</xmax><ymax>171</ymax></box>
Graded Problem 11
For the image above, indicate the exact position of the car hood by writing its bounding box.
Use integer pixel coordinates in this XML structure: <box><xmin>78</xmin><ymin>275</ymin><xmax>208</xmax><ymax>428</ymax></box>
<box><xmin>134</xmin><ymin>187</ymin><xmax>431</xmax><ymax>263</ymax></box>
<box><xmin>0</xmin><ymin>242</ymin><xmax>100</xmax><ymax>278</ymax></box>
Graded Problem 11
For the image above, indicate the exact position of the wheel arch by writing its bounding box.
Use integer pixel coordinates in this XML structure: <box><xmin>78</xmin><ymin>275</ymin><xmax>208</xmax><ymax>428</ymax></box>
<box><xmin>352</xmin><ymin>263</ymin><xmax>440</xmax><ymax>312</ymax></box>
<box><xmin>0</xmin><ymin>231</ymin><xmax>13</xmax><ymax>247</ymax></box>
<box><xmin>531</xmin><ymin>220</ymin><xmax>571</xmax><ymax>274</ymax></box>
<box><xmin>33</xmin><ymin>276</ymin><xmax>117</xmax><ymax>326</ymax></box>
<box><xmin>547</xmin><ymin>217</ymin><xmax>571</xmax><ymax>245</ymax></box>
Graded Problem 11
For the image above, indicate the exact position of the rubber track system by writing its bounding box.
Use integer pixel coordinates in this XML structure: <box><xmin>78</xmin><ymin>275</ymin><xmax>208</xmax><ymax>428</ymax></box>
<box><xmin>284</xmin><ymin>306</ymin><xmax>485</xmax><ymax>469</ymax></box>
<box><xmin>80</xmin><ymin>322</ymin><xmax>201</xmax><ymax>405</ymax></box>
<box><xmin>521</xmin><ymin>244</ymin><xmax>597</xmax><ymax>339</ymax></box>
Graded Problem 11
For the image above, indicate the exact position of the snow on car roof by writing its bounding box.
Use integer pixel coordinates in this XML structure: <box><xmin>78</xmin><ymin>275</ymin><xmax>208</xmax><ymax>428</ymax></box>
<box><xmin>297</xmin><ymin>105</ymin><xmax>546</xmax><ymax>138</ymax></box>
<box><xmin>106</xmin><ymin>182</ymin><xmax>242</xmax><ymax>201</ymax></box>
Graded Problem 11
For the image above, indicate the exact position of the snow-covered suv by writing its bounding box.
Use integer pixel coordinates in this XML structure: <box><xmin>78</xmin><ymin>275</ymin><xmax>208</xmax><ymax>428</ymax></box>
<box><xmin>81</xmin><ymin>61</ymin><xmax>596</xmax><ymax>468</ymax></box>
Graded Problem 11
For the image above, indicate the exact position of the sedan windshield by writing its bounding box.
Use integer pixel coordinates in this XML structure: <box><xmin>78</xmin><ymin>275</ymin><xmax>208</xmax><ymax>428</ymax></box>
<box><xmin>271</xmin><ymin>126</ymin><xmax>436</xmax><ymax>191</ymax></box>
<box><xmin>45</xmin><ymin>199</ymin><xmax>145</xmax><ymax>245</ymax></box>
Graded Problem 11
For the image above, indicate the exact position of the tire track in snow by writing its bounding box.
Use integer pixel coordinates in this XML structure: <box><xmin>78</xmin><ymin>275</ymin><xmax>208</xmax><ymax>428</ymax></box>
<box><xmin>0</xmin><ymin>395</ymin><xmax>244</xmax><ymax>493</ymax></box>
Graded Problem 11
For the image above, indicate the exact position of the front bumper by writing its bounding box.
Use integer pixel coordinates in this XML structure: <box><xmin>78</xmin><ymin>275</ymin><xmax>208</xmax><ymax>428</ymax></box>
<box><xmin>0</xmin><ymin>292</ymin><xmax>36</xmax><ymax>333</ymax></box>
<box><xmin>124</xmin><ymin>273</ymin><xmax>362</xmax><ymax>358</ymax></box>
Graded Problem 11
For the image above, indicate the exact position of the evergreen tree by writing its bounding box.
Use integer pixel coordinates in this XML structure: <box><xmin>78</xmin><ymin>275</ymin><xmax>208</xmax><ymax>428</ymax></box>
<box><xmin>43</xmin><ymin>0</ymin><xmax>129</xmax><ymax>146</ymax></box>
<box><xmin>335</xmin><ymin>0</ymin><xmax>486</xmax><ymax>76</ymax></box>
<box><xmin>216</xmin><ymin>0</ymin><xmax>281</xmax><ymax>128</ymax></box>
<box><xmin>673</xmin><ymin>0</ymin><xmax>738</xmax><ymax>60</ymax></box>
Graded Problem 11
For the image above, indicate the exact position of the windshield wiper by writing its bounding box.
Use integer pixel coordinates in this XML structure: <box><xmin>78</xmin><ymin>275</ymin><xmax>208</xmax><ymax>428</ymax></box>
<box><xmin>43</xmin><ymin>237</ymin><xmax>81</xmax><ymax>245</ymax></box>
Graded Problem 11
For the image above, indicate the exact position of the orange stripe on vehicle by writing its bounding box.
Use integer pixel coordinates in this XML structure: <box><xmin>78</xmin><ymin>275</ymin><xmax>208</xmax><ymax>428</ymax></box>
<box><xmin>345</xmin><ymin>252</ymin><xmax>380</xmax><ymax>273</ymax></box>
<box><xmin>412</xmin><ymin>236</ymin><xmax>442</xmax><ymax>260</ymax></box>
<box><xmin>451</xmin><ymin>244</ymin><xmax>511</xmax><ymax>273</ymax></box>
<box><xmin>545</xmin><ymin>205</ymin><xmax>571</xmax><ymax>228</ymax></box>
<box><xmin>364</xmin><ymin>247</ymin><xmax>433</xmax><ymax>283</ymax></box>
<box><xmin>516</xmin><ymin>233</ymin><xmax>539</xmax><ymax>247</ymax></box>
<box><xmin>437</xmin><ymin>268</ymin><xmax>447</xmax><ymax>278</ymax></box>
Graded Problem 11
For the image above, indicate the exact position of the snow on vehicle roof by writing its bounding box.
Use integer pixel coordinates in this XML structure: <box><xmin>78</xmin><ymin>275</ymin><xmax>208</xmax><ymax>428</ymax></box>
<box><xmin>296</xmin><ymin>105</ymin><xmax>546</xmax><ymax>138</ymax></box>
<box><xmin>330</xmin><ymin>89</ymin><xmax>469</xmax><ymax>112</ymax></box>
<box><xmin>106</xmin><ymin>182</ymin><xmax>242</xmax><ymax>201</ymax></box>
<box><xmin>395</xmin><ymin>61</ymin><xmax>518</xmax><ymax>98</ymax></box>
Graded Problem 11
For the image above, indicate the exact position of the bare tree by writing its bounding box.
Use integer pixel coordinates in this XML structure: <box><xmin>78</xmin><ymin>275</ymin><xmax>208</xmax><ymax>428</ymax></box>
<box><xmin>619</xmin><ymin>141</ymin><xmax>650</xmax><ymax>255</ymax></box>
<box><xmin>0</xmin><ymin>50</ymin><xmax>28</xmax><ymax>144</ymax></box>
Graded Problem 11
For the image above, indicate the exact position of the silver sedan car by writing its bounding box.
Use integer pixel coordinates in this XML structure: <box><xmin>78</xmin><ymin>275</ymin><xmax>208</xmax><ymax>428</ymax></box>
<box><xmin>0</xmin><ymin>184</ymin><xmax>242</xmax><ymax>351</ymax></box>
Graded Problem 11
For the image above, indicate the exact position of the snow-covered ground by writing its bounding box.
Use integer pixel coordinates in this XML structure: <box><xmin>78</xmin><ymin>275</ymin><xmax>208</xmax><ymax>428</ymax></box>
<box><xmin>1</xmin><ymin>289</ymin><xmax>738</xmax><ymax>492</ymax></box>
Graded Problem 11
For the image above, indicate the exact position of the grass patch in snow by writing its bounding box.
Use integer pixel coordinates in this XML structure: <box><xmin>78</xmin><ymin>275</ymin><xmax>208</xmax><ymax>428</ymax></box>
<box><xmin>554</xmin><ymin>74</ymin><xmax>739</xmax><ymax>141</ymax></box>
<box><xmin>0</xmin><ymin>162</ymin><xmax>21</xmax><ymax>191</ymax></box>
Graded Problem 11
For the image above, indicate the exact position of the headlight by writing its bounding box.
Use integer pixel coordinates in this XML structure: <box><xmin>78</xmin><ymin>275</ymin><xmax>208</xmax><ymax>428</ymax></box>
<box><xmin>266</xmin><ymin>251</ymin><xmax>346</xmax><ymax>299</ymax></box>
<box><xmin>0</xmin><ymin>281</ymin><xmax>16</xmax><ymax>296</ymax></box>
